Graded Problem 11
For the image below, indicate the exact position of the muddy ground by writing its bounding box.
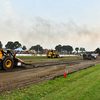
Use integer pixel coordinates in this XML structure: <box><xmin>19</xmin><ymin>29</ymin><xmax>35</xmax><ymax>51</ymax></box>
<box><xmin>0</xmin><ymin>58</ymin><xmax>100</xmax><ymax>95</ymax></box>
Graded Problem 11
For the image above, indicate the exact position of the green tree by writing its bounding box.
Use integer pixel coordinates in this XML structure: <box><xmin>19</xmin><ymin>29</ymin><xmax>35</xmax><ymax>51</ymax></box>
<box><xmin>13</xmin><ymin>41</ymin><xmax>21</xmax><ymax>49</ymax></box>
<box><xmin>66</xmin><ymin>45</ymin><xmax>73</xmax><ymax>53</ymax></box>
<box><xmin>55</xmin><ymin>44</ymin><xmax>62</xmax><ymax>52</ymax></box>
<box><xmin>62</xmin><ymin>45</ymin><xmax>73</xmax><ymax>53</ymax></box>
<box><xmin>62</xmin><ymin>45</ymin><xmax>67</xmax><ymax>51</ymax></box>
<box><xmin>95</xmin><ymin>48</ymin><xmax>100</xmax><ymax>54</ymax></box>
<box><xmin>30</xmin><ymin>45</ymin><xmax>43</xmax><ymax>53</ymax></box>
<box><xmin>80</xmin><ymin>47</ymin><xmax>86</xmax><ymax>53</ymax></box>
<box><xmin>22</xmin><ymin>45</ymin><xmax>27</xmax><ymax>50</ymax></box>
<box><xmin>5</xmin><ymin>41</ymin><xmax>14</xmax><ymax>49</ymax></box>
<box><xmin>75</xmin><ymin>47</ymin><xmax>79</xmax><ymax>53</ymax></box>
<box><xmin>0</xmin><ymin>41</ymin><xmax>3</xmax><ymax>49</ymax></box>
<box><xmin>29</xmin><ymin>46</ymin><xmax>34</xmax><ymax>50</ymax></box>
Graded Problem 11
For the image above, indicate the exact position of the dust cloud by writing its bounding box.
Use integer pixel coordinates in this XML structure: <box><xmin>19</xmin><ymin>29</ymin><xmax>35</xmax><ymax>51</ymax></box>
<box><xmin>0</xmin><ymin>17</ymin><xmax>100</xmax><ymax>50</ymax></box>
<box><xmin>19</xmin><ymin>17</ymin><xmax>100</xmax><ymax>50</ymax></box>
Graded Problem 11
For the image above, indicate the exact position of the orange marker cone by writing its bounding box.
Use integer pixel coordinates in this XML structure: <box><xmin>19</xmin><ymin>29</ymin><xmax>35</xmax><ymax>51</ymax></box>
<box><xmin>64</xmin><ymin>70</ymin><xmax>68</xmax><ymax>78</ymax></box>
<box><xmin>64</xmin><ymin>73</ymin><xmax>67</xmax><ymax>78</ymax></box>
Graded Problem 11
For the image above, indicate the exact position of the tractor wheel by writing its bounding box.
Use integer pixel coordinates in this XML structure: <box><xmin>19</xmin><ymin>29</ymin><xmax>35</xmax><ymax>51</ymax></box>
<box><xmin>52</xmin><ymin>56</ymin><xmax>55</xmax><ymax>58</ymax></box>
<box><xmin>56</xmin><ymin>55</ymin><xmax>59</xmax><ymax>58</ymax></box>
<box><xmin>3</xmin><ymin>57</ymin><xmax>14</xmax><ymax>70</ymax></box>
<box><xmin>51</xmin><ymin>55</ymin><xmax>54</xmax><ymax>58</ymax></box>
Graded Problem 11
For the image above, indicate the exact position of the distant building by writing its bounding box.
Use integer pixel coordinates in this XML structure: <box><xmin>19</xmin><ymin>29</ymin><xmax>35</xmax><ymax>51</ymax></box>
<box><xmin>43</xmin><ymin>49</ymin><xmax>48</xmax><ymax>54</ymax></box>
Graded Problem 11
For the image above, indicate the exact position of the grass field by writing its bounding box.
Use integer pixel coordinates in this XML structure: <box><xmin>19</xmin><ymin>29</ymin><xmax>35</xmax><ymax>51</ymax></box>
<box><xmin>23</xmin><ymin>57</ymin><xmax>82</xmax><ymax>61</ymax></box>
<box><xmin>18</xmin><ymin>56</ymin><xmax>82</xmax><ymax>62</ymax></box>
<box><xmin>0</xmin><ymin>64</ymin><xmax>100</xmax><ymax>100</ymax></box>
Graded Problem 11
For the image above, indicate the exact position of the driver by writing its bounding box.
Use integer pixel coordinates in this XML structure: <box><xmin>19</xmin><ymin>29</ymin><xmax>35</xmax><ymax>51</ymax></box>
<box><xmin>7</xmin><ymin>50</ymin><xmax>12</xmax><ymax>57</ymax></box>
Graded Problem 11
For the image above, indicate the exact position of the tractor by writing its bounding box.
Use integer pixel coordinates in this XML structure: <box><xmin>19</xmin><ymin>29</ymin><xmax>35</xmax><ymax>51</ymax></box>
<box><xmin>83</xmin><ymin>52</ymin><xmax>98</xmax><ymax>60</ymax></box>
<box><xmin>46</xmin><ymin>50</ymin><xmax>60</xmax><ymax>58</ymax></box>
<box><xmin>0</xmin><ymin>49</ymin><xmax>25</xmax><ymax>70</ymax></box>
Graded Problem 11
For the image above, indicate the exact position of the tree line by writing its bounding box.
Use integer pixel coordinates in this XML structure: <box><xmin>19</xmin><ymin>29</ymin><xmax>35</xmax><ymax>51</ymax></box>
<box><xmin>55</xmin><ymin>44</ymin><xmax>85</xmax><ymax>53</ymax></box>
<box><xmin>0</xmin><ymin>41</ymin><xmax>88</xmax><ymax>53</ymax></box>
<box><xmin>0</xmin><ymin>41</ymin><xmax>26</xmax><ymax>50</ymax></box>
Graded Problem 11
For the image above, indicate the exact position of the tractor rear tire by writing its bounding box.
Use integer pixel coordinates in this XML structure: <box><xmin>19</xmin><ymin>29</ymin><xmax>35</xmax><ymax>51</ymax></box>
<box><xmin>3</xmin><ymin>57</ymin><xmax>14</xmax><ymax>70</ymax></box>
<box><xmin>56</xmin><ymin>55</ymin><xmax>59</xmax><ymax>58</ymax></box>
<box><xmin>51</xmin><ymin>54</ymin><xmax>54</xmax><ymax>58</ymax></box>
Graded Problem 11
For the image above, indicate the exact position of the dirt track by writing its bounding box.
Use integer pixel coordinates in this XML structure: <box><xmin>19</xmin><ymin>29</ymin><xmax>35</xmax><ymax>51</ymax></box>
<box><xmin>0</xmin><ymin>58</ymin><xmax>100</xmax><ymax>95</ymax></box>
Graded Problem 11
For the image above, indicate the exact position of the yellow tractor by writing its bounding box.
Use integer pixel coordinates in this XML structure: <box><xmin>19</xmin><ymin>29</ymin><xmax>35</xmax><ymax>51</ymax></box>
<box><xmin>0</xmin><ymin>49</ymin><xmax>25</xmax><ymax>70</ymax></box>
<box><xmin>46</xmin><ymin>50</ymin><xmax>60</xmax><ymax>58</ymax></box>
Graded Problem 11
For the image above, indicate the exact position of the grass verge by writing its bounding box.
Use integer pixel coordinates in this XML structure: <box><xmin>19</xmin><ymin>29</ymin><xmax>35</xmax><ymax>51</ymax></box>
<box><xmin>23</xmin><ymin>57</ymin><xmax>82</xmax><ymax>61</ymax></box>
<box><xmin>0</xmin><ymin>64</ymin><xmax>100</xmax><ymax>100</ymax></box>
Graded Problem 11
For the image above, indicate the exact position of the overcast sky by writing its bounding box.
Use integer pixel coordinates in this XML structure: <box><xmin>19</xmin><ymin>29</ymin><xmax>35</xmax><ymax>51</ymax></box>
<box><xmin>0</xmin><ymin>0</ymin><xmax>100</xmax><ymax>51</ymax></box>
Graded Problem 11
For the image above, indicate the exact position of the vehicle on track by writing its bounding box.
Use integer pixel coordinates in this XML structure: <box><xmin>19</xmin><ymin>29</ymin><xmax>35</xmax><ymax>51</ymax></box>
<box><xmin>83</xmin><ymin>52</ymin><xmax>98</xmax><ymax>60</ymax></box>
<box><xmin>46</xmin><ymin>50</ymin><xmax>60</xmax><ymax>58</ymax></box>
<box><xmin>0</xmin><ymin>49</ymin><xmax>25</xmax><ymax>70</ymax></box>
